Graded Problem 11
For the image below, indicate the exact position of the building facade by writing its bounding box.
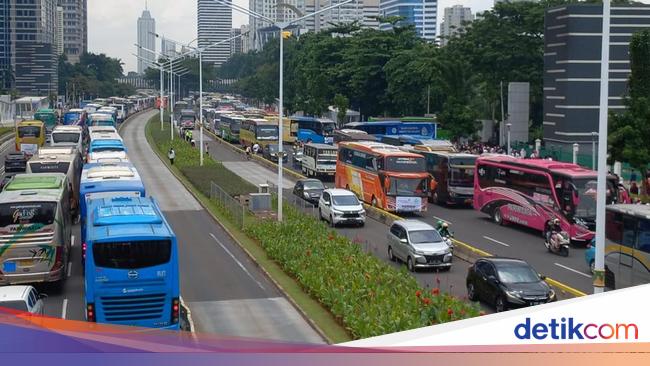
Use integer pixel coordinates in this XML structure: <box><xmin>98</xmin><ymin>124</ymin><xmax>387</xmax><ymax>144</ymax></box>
<box><xmin>137</xmin><ymin>7</ymin><xmax>156</xmax><ymax>74</ymax></box>
<box><xmin>230</xmin><ymin>28</ymin><xmax>242</xmax><ymax>55</ymax></box>
<box><xmin>161</xmin><ymin>37</ymin><xmax>177</xmax><ymax>58</ymax></box>
<box><xmin>439</xmin><ymin>5</ymin><xmax>473</xmax><ymax>46</ymax></box>
<box><xmin>0</xmin><ymin>0</ymin><xmax>10</xmax><ymax>90</ymax></box>
<box><xmin>198</xmin><ymin>0</ymin><xmax>232</xmax><ymax>66</ymax></box>
<box><xmin>379</xmin><ymin>0</ymin><xmax>437</xmax><ymax>42</ymax></box>
<box><xmin>241</xmin><ymin>24</ymin><xmax>250</xmax><ymax>53</ymax></box>
<box><xmin>59</xmin><ymin>0</ymin><xmax>87</xmax><ymax>63</ymax></box>
<box><xmin>10</xmin><ymin>0</ymin><xmax>59</xmax><ymax>96</ymax></box>
<box><xmin>543</xmin><ymin>4</ymin><xmax>650</xmax><ymax>155</ymax></box>
<box><xmin>55</xmin><ymin>6</ymin><xmax>64</xmax><ymax>56</ymax></box>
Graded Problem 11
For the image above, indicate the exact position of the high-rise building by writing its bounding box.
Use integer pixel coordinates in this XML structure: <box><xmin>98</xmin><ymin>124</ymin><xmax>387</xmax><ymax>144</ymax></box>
<box><xmin>161</xmin><ymin>38</ymin><xmax>177</xmax><ymax>58</ymax></box>
<box><xmin>439</xmin><ymin>5</ymin><xmax>473</xmax><ymax>46</ymax></box>
<box><xmin>10</xmin><ymin>0</ymin><xmax>59</xmax><ymax>96</ymax></box>
<box><xmin>0</xmin><ymin>0</ymin><xmax>11</xmax><ymax>90</ymax></box>
<box><xmin>56</xmin><ymin>6</ymin><xmax>64</xmax><ymax>56</ymax></box>
<box><xmin>137</xmin><ymin>6</ymin><xmax>155</xmax><ymax>74</ymax></box>
<box><xmin>248</xmin><ymin>0</ymin><xmax>306</xmax><ymax>51</ymax></box>
<box><xmin>379</xmin><ymin>0</ymin><xmax>437</xmax><ymax>42</ymax></box>
<box><xmin>241</xmin><ymin>24</ymin><xmax>250</xmax><ymax>53</ymax></box>
<box><xmin>230</xmin><ymin>28</ymin><xmax>242</xmax><ymax>55</ymax></box>
<box><xmin>59</xmin><ymin>0</ymin><xmax>87</xmax><ymax>64</ymax></box>
<box><xmin>543</xmin><ymin>4</ymin><xmax>650</xmax><ymax>157</ymax></box>
<box><xmin>197</xmin><ymin>0</ymin><xmax>232</xmax><ymax>66</ymax></box>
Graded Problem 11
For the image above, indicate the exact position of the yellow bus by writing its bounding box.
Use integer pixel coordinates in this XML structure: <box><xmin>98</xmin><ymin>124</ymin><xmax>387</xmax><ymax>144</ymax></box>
<box><xmin>264</xmin><ymin>115</ymin><xmax>294</xmax><ymax>144</ymax></box>
<box><xmin>239</xmin><ymin>118</ymin><xmax>279</xmax><ymax>148</ymax></box>
<box><xmin>15</xmin><ymin>120</ymin><xmax>46</xmax><ymax>156</ymax></box>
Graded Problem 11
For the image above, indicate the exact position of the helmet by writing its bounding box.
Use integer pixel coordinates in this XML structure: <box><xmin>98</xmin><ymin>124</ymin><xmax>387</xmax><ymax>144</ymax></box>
<box><xmin>552</xmin><ymin>218</ymin><xmax>560</xmax><ymax>225</ymax></box>
<box><xmin>442</xmin><ymin>222</ymin><xmax>449</xmax><ymax>229</ymax></box>
<box><xmin>437</xmin><ymin>220</ymin><xmax>443</xmax><ymax>227</ymax></box>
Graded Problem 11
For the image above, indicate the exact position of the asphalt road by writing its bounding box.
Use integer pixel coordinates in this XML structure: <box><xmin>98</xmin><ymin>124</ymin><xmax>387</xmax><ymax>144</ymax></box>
<box><xmin>123</xmin><ymin>112</ymin><xmax>323</xmax><ymax>342</ymax></box>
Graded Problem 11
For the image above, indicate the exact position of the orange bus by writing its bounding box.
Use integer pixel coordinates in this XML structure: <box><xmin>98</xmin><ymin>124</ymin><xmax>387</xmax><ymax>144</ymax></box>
<box><xmin>335</xmin><ymin>141</ymin><xmax>435</xmax><ymax>213</ymax></box>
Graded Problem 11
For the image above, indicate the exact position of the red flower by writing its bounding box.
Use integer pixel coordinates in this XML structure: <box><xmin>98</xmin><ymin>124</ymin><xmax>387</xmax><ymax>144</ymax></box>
<box><xmin>431</xmin><ymin>288</ymin><xmax>440</xmax><ymax>296</ymax></box>
<box><xmin>423</xmin><ymin>298</ymin><xmax>431</xmax><ymax>305</ymax></box>
<box><xmin>415</xmin><ymin>290</ymin><xmax>422</xmax><ymax>298</ymax></box>
<box><xmin>447</xmin><ymin>308</ymin><xmax>454</xmax><ymax>316</ymax></box>
<box><xmin>328</xmin><ymin>233</ymin><xmax>335</xmax><ymax>241</ymax></box>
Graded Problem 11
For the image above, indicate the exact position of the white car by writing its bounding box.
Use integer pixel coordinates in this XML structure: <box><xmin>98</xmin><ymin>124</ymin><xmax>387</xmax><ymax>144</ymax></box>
<box><xmin>0</xmin><ymin>285</ymin><xmax>45</xmax><ymax>315</ymax></box>
<box><xmin>318</xmin><ymin>188</ymin><xmax>366</xmax><ymax>227</ymax></box>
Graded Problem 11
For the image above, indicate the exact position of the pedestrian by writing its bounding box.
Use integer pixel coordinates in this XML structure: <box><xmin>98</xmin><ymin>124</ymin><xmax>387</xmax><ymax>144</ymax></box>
<box><xmin>520</xmin><ymin>147</ymin><xmax>526</xmax><ymax>158</ymax></box>
<box><xmin>631</xmin><ymin>181</ymin><xmax>639</xmax><ymax>195</ymax></box>
<box><xmin>245</xmin><ymin>145</ymin><xmax>252</xmax><ymax>159</ymax></box>
<box><xmin>168</xmin><ymin>148</ymin><xmax>176</xmax><ymax>165</ymax></box>
<box><xmin>253</xmin><ymin>142</ymin><xmax>260</xmax><ymax>155</ymax></box>
<box><xmin>205</xmin><ymin>142</ymin><xmax>209</xmax><ymax>155</ymax></box>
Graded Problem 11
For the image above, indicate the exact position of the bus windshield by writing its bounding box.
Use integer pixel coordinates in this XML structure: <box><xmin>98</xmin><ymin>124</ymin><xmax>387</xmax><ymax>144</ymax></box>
<box><xmin>257</xmin><ymin>126</ymin><xmax>278</xmax><ymax>139</ymax></box>
<box><xmin>388</xmin><ymin>177</ymin><xmax>428</xmax><ymax>196</ymax></box>
<box><xmin>0</xmin><ymin>202</ymin><xmax>56</xmax><ymax>227</ymax></box>
<box><xmin>18</xmin><ymin>126</ymin><xmax>41</xmax><ymax>138</ymax></box>
<box><xmin>93</xmin><ymin>240</ymin><xmax>171</xmax><ymax>269</ymax></box>
<box><xmin>560</xmin><ymin>178</ymin><xmax>616</xmax><ymax>219</ymax></box>
<box><xmin>384</xmin><ymin>156</ymin><xmax>425</xmax><ymax>173</ymax></box>
<box><xmin>52</xmin><ymin>133</ymin><xmax>80</xmax><ymax>143</ymax></box>
<box><xmin>320</xmin><ymin>122</ymin><xmax>335</xmax><ymax>136</ymax></box>
<box><xmin>450</xmin><ymin>167</ymin><xmax>474</xmax><ymax>187</ymax></box>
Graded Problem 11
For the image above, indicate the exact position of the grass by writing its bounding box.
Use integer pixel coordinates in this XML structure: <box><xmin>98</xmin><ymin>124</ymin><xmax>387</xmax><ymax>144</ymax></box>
<box><xmin>145</xmin><ymin>115</ymin><xmax>352</xmax><ymax>343</ymax></box>
<box><xmin>0</xmin><ymin>127</ymin><xmax>13</xmax><ymax>138</ymax></box>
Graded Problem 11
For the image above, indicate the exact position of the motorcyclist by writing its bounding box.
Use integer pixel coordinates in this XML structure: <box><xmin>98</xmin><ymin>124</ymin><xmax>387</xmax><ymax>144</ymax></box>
<box><xmin>437</xmin><ymin>221</ymin><xmax>452</xmax><ymax>238</ymax></box>
<box><xmin>546</xmin><ymin>218</ymin><xmax>563</xmax><ymax>251</ymax></box>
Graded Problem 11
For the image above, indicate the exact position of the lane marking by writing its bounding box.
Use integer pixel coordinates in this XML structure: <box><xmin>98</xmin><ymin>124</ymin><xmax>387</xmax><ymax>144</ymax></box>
<box><xmin>432</xmin><ymin>216</ymin><xmax>452</xmax><ymax>225</ymax></box>
<box><xmin>71</xmin><ymin>235</ymin><xmax>75</xmax><ymax>247</ymax></box>
<box><xmin>67</xmin><ymin>262</ymin><xmax>72</xmax><ymax>278</ymax></box>
<box><xmin>554</xmin><ymin>262</ymin><xmax>591</xmax><ymax>278</ymax></box>
<box><xmin>483</xmin><ymin>236</ymin><xmax>511</xmax><ymax>247</ymax></box>
<box><xmin>209</xmin><ymin>233</ymin><xmax>265</xmax><ymax>290</ymax></box>
<box><xmin>61</xmin><ymin>298</ymin><xmax>68</xmax><ymax>319</ymax></box>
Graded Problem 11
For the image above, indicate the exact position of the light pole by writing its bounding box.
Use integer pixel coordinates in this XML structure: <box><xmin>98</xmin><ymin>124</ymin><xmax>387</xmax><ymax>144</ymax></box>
<box><xmin>213</xmin><ymin>0</ymin><xmax>354</xmax><ymax>221</ymax></box>
<box><xmin>506</xmin><ymin>123</ymin><xmax>512</xmax><ymax>156</ymax></box>
<box><xmin>591</xmin><ymin>131</ymin><xmax>598</xmax><ymax>170</ymax></box>
<box><xmin>573</xmin><ymin>143</ymin><xmax>579</xmax><ymax>164</ymax></box>
<box><xmin>594</xmin><ymin>0</ymin><xmax>611</xmax><ymax>295</ymax></box>
<box><xmin>131</xmin><ymin>52</ymin><xmax>165</xmax><ymax>130</ymax></box>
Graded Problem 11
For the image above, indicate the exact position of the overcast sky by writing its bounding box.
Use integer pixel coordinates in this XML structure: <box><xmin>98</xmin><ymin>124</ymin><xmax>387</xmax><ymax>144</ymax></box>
<box><xmin>87</xmin><ymin>0</ymin><xmax>536</xmax><ymax>73</ymax></box>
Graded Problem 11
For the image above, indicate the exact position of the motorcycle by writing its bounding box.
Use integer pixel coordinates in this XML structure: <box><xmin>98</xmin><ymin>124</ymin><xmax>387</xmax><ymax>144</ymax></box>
<box><xmin>544</xmin><ymin>231</ymin><xmax>570</xmax><ymax>257</ymax></box>
<box><xmin>439</xmin><ymin>230</ymin><xmax>455</xmax><ymax>250</ymax></box>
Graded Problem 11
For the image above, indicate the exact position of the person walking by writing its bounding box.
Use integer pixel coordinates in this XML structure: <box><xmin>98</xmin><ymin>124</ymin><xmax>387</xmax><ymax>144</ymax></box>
<box><xmin>253</xmin><ymin>142</ymin><xmax>260</xmax><ymax>155</ymax></box>
<box><xmin>168</xmin><ymin>148</ymin><xmax>176</xmax><ymax>165</ymax></box>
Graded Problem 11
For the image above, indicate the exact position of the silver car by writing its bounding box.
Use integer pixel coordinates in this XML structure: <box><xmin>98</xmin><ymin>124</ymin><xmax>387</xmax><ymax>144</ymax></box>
<box><xmin>387</xmin><ymin>220</ymin><xmax>453</xmax><ymax>272</ymax></box>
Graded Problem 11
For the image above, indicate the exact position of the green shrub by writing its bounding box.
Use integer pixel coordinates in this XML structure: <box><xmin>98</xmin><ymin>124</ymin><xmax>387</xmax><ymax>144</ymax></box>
<box><xmin>244</xmin><ymin>203</ymin><xmax>481</xmax><ymax>339</ymax></box>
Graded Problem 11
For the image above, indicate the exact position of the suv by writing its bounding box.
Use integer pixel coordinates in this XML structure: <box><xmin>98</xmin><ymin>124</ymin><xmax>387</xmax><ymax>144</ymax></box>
<box><xmin>0</xmin><ymin>285</ymin><xmax>45</xmax><ymax>315</ymax></box>
<box><xmin>387</xmin><ymin>219</ymin><xmax>453</xmax><ymax>272</ymax></box>
<box><xmin>4</xmin><ymin>152</ymin><xmax>27</xmax><ymax>173</ymax></box>
<box><xmin>318</xmin><ymin>188</ymin><xmax>366</xmax><ymax>227</ymax></box>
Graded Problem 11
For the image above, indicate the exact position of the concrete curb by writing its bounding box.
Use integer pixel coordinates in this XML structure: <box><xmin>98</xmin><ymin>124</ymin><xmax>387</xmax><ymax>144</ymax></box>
<box><xmin>203</xmin><ymin>127</ymin><xmax>586</xmax><ymax>300</ymax></box>
<box><xmin>146</xmin><ymin>118</ymin><xmax>334</xmax><ymax>344</ymax></box>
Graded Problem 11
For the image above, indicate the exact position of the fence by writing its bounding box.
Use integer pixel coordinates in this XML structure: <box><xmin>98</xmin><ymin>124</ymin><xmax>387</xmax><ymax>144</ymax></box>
<box><xmin>210</xmin><ymin>181</ymin><xmax>247</xmax><ymax>229</ymax></box>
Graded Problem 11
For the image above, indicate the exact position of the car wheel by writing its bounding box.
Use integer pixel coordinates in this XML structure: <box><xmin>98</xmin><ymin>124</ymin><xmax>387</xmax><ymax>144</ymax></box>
<box><xmin>407</xmin><ymin>257</ymin><xmax>416</xmax><ymax>272</ymax></box>
<box><xmin>358</xmin><ymin>221</ymin><xmax>365</xmax><ymax>227</ymax></box>
<box><xmin>330</xmin><ymin>215</ymin><xmax>335</xmax><ymax>227</ymax></box>
<box><xmin>589</xmin><ymin>260</ymin><xmax>595</xmax><ymax>274</ymax></box>
<box><xmin>467</xmin><ymin>283</ymin><xmax>477</xmax><ymax>301</ymax></box>
<box><xmin>492</xmin><ymin>207</ymin><xmax>503</xmax><ymax>225</ymax></box>
<box><xmin>495</xmin><ymin>295</ymin><xmax>507</xmax><ymax>313</ymax></box>
<box><xmin>388</xmin><ymin>246</ymin><xmax>396</xmax><ymax>261</ymax></box>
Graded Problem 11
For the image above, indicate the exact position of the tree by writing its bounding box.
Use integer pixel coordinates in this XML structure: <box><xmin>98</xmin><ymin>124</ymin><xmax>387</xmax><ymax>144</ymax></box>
<box><xmin>609</xmin><ymin>30</ymin><xmax>650</xmax><ymax>175</ymax></box>
<box><xmin>332</xmin><ymin>93</ymin><xmax>349</xmax><ymax>127</ymax></box>
<box><xmin>58</xmin><ymin>52</ymin><xmax>134</xmax><ymax>99</ymax></box>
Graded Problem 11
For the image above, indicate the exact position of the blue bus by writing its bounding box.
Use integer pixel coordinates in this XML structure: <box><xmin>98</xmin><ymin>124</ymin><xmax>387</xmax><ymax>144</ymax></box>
<box><xmin>64</xmin><ymin>110</ymin><xmax>85</xmax><ymax>126</ymax></box>
<box><xmin>290</xmin><ymin>117</ymin><xmax>336</xmax><ymax>144</ymax></box>
<box><xmin>84</xmin><ymin>196</ymin><xmax>180</xmax><ymax>330</ymax></box>
<box><xmin>80</xmin><ymin>163</ymin><xmax>145</xmax><ymax>257</ymax></box>
<box><xmin>344</xmin><ymin>121</ymin><xmax>437</xmax><ymax>140</ymax></box>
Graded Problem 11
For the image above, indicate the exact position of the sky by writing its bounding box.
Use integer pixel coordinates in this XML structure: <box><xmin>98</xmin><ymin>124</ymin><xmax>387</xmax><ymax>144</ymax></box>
<box><xmin>88</xmin><ymin>0</ymin><xmax>506</xmax><ymax>74</ymax></box>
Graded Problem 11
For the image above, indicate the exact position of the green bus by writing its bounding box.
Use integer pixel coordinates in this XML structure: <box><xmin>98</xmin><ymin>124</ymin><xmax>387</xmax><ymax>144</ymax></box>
<box><xmin>218</xmin><ymin>114</ymin><xmax>245</xmax><ymax>144</ymax></box>
<box><xmin>34</xmin><ymin>108</ymin><xmax>58</xmax><ymax>133</ymax></box>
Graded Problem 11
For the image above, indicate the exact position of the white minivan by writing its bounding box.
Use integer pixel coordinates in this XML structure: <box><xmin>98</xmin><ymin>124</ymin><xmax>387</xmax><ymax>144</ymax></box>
<box><xmin>318</xmin><ymin>188</ymin><xmax>366</xmax><ymax>227</ymax></box>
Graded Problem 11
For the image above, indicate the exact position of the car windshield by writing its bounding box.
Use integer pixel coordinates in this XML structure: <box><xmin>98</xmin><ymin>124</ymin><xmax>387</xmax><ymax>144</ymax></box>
<box><xmin>496</xmin><ymin>263</ymin><xmax>540</xmax><ymax>284</ymax></box>
<box><xmin>267</xmin><ymin>145</ymin><xmax>279</xmax><ymax>153</ymax></box>
<box><xmin>303</xmin><ymin>180</ymin><xmax>324</xmax><ymax>190</ymax></box>
<box><xmin>332</xmin><ymin>194</ymin><xmax>359</xmax><ymax>206</ymax></box>
<box><xmin>409</xmin><ymin>230</ymin><xmax>442</xmax><ymax>244</ymax></box>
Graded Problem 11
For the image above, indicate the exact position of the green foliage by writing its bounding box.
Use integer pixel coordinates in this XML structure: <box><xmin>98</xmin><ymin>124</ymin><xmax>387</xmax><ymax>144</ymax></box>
<box><xmin>244</xmin><ymin>206</ymin><xmax>481</xmax><ymax>339</ymax></box>
<box><xmin>332</xmin><ymin>93</ymin><xmax>349</xmax><ymax>127</ymax></box>
<box><xmin>59</xmin><ymin>53</ymin><xmax>135</xmax><ymax>98</ymax></box>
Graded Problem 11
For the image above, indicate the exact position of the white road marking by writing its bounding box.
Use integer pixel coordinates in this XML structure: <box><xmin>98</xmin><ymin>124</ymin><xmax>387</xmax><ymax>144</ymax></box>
<box><xmin>61</xmin><ymin>298</ymin><xmax>68</xmax><ymax>319</ymax></box>
<box><xmin>67</xmin><ymin>262</ymin><xmax>72</xmax><ymax>278</ymax></box>
<box><xmin>483</xmin><ymin>236</ymin><xmax>511</xmax><ymax>247</ymax></box>
<box><xmin>554</xmin><ymin>262</ymin><xmax>591</xmax><ymax>278</ymax></box>
<box><xmin>71</xmin><ymin>235</ymin><xmax>75</xmax><ymax>247</ymax></box>
<box><xmin>209</xmin><ymin>233</ymin><xmax>265</xmax><ymax>290</ymax></box>
<box><xmin>432</xmin><ymin>216</ymin><xmax>452</xmax><ymax>225</ymax></box>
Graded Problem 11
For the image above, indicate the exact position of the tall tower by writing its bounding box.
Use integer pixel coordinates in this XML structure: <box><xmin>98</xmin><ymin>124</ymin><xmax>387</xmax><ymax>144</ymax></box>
<box><xmin>197</xmin><ymin>0</ymin><xmax>232</xmax><ymax>66</ymax></box>
<box><xmin>439</xmin><ymin>5</ymin><xmax>473</xmax><ymax>46</ymax></box>
<box><xmin>59</xmin><ymin>0</ymin><xmax>87</xmax><ymax>64</ymax></box>
<box><xmin>137</xmin><ymin>3</ymin><xmax>156</xmax><ymax>74</ymax></box>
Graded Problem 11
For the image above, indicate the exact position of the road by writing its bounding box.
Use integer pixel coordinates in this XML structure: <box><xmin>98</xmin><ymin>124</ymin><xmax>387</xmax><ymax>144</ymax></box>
<box><xmin>123</xmin><ymin>111</ymin><xmax>323</xmax><ymax>342</ymax></box>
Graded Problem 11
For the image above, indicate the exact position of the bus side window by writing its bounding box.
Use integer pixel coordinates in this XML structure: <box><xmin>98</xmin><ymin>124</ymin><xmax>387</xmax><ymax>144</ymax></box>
<box><xmin>622</xmin><ymin>216</ymin><xmax>637</xmax><ymax>248</ymax></box>
<box><xmin>637</xmin><ymin>219</ymin><xmax>650</xmax><ymax>253</ymax></box>
<box><xmin>606</xmin><ymin>211</ymin><xmax>623</xmax><ymax>243</ymax></box>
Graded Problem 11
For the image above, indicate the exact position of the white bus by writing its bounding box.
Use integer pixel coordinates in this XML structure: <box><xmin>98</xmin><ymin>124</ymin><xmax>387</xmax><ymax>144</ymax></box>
<box><xmin>301</xmin><ymin>143</ymin><xmax>337</xmax><ymax>177</ymax></box>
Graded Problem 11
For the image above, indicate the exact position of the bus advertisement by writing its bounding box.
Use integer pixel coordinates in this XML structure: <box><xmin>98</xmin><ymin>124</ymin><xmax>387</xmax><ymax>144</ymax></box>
<box><xmin>344</xmin><ymin>121</ymin><xmax>437</xmax><ymax>140</ymax></box>
<box><xmin>239</xmin><ymin>118</ymin><xmax>279</xmax><ymax>148</ymax></box>
<box><xmin>0</xmin><ymin>173</ymin><xmax>72</xmax><ymax>286</ymax></box>
<box><xmin>84</xmin><ymin>196</ymin><xmax>180</xmax><ymax>330</ymax></box>
<box><xmin>335</xmin><ymin>141</ymin><xmax>434</xmax><ymax>213</ymax></box>
<box><xmin>473</xmin><ymin>155</ymin><xmax>620</xmax><ymax>244</ymax></box>
<box><xmin>290</xmin><ymin>117</ymin><xmax>336</xmax><ymax>144</ymax></box>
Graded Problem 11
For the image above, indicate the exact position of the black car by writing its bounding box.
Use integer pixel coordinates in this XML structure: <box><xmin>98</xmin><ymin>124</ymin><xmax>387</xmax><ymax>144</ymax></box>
<box><xmin>466</xmin><ymin>257</ymin><xmax>556</xmax><ymax>312</ymax></box>
<box><xmin>4</xmin><ymin>152</ymin><xmax>27</xmax><ymax>173</ymax></box>
<box><xmin>263</xmin><ymin>144</ymin><xmax>288</xmax><ymax>164</ymax></box>
<box><xmin>293</xmin><ymin>178</ymin><xmax>325</xmax><ymax>204</ymax></box>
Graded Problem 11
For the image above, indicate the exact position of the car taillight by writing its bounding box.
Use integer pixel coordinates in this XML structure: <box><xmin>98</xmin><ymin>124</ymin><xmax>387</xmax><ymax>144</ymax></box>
<box><xmin>171</xmin><ymin>298</ymin><xmax>180</xmax><ymax>324</ymax></box>
<box><xmin>86</xmin><ymin>303</ymin><xmax>95</xmax><ymax>322</ymax></box>
<box><xmin>52</xmin><ymin>246</ymin><xmax>64</xmax><ymax>271</ymax></box>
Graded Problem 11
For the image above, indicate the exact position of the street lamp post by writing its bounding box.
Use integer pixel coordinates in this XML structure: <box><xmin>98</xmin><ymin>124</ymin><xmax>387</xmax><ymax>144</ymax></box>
<box><xmin>573</xmin><ymin>143</ymin><xmax>579</xmax><ymax>164</ymax></box>
<box><xmin>506</xmin><ymin>123</ymin><xmax>512</xmax><ymax>156</ymax></box>
<box><xmin>214</xmin><ymin>0</ymin><xmax>354</xmax><ymax>221</ymax></box>
<box><xmin>591</xmin><ymin>131</ymin><xmax>598</xmax><ymax>170</ymax></box>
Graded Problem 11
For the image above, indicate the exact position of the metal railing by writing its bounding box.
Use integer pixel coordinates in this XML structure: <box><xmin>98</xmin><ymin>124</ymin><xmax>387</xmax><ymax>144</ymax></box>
<box><xmin>210</xmin><ymin>181</ymin><xmax>247</xmax><ymax>229</ymax></box>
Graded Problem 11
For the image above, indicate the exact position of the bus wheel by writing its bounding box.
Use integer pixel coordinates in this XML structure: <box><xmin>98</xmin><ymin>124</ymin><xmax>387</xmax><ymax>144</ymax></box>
<box><xmin>492</xmin><ymin>207</ymin><xmax>503</xmax><ymax>225</ymax></box>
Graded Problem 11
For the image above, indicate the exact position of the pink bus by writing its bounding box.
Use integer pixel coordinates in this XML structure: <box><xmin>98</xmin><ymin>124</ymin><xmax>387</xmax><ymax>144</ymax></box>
<box><xmin>473</xmin><ymin>155</ymin><xmax>620</xmax><ymax>244</ymax></box>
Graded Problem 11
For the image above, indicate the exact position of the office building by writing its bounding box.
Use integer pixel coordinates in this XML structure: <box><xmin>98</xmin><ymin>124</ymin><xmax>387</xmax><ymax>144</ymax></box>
<box><xmin>439</xmin><ymin>5</ymin><xmax>473</xmax><ymax>46</ymax></box>
<box><xmin>1</xmin><ymin>0</ymin><xmax>11</xmax><ymax>91</ymax></box>
<box><xmin>379</xmin><ymin>0</ymin><xmax>437</xmax><ymax>42</ymax></box>
<box><xmin>161</xmin><ymin>37</ymin><xmax>177</xmax><ymax>58</ymax></box>
<box><xmin>137</xmin><ymin>6</ymin><xmax>156</xmax><ymax>74</ymax></box>
<box><xmin>248</xmin><ymin>0</ymin><xmax>306</xmax><ymax>51</ymax></box>
<box><xmin>241</xmin><ymin>24</ymin><xmax>250</xmax><ymax>53</ymax></box>
<box><xmin>230</xmin><ymin>28</ymin><xmax>242</xmax><ymax>55</ymax></box>
<box><xmin>543</xmin><ymin>4</ymin><xmax>650</xmax><ymax>155</ymax></box>
<box><xmin>56</xmin><ymin>6</ymin><xmax>64</xmax><ymax>56</ymax></box>
<box><xmin>197</xmin><ymin>0</ymin><xmax>232</xmax><ymax>66</ymax></box>
<box><xmin>59</xmin><ymin>0</ymin><xmax>87</xmax><ymax>63</ymax></box>
<box><xmin>10</xmin><ymin>0</ymin><xmax>59</xmax><ymax>96</ymax></box>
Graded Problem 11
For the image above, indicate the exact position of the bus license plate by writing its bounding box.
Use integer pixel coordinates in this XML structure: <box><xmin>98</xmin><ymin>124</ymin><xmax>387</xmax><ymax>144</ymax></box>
<box><xmin>18</xmin><ymin>259</ymin><xmax>32</xmax><ymax>266</ymax></box>
<box><xmin>3</xmin><ymin>262</ymin><xmax>16</xmax><ymax>273</ymax></box>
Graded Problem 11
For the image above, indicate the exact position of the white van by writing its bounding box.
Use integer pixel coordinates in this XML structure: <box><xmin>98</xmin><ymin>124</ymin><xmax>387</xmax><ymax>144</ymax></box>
<box><xmin>51</xmin><ymin>125</ymin><xmax>84</xmax><ymax>152</ymax></box>
<box><xmin>0</xmin><ymin>286</ymin><xmax>45</xmax><ymax>315</ymax></box>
